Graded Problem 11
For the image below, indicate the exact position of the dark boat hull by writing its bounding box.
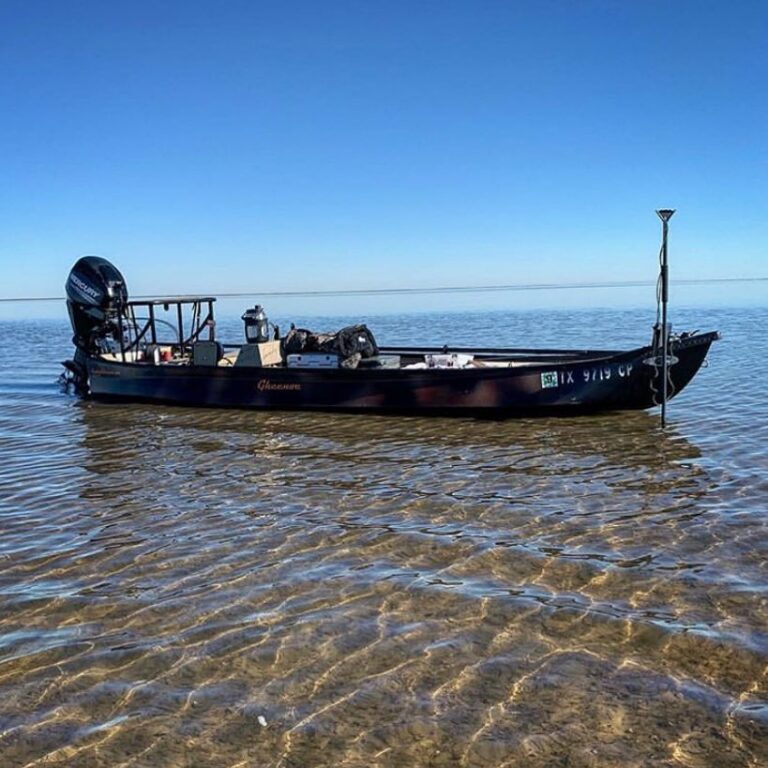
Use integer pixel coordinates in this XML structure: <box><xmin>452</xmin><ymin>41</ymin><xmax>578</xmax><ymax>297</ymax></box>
<box><xmin>79</xmin><ymin>332</ymin><xmax>717</xmax><ymax>417</ymax></box>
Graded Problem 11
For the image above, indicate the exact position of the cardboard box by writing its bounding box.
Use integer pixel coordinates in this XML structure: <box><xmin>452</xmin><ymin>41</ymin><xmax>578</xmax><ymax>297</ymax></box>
<box><xmin>235</xmin><ymin>340</ymin><xmax>283</xmax><ymax>367</ymax></box>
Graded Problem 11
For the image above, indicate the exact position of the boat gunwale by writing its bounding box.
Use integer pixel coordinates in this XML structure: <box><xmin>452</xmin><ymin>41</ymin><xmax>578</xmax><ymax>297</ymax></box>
<box><xmin>90</xmin><ymin>345</ymin><xmax>646</xmax><ymax>379</ymax></box>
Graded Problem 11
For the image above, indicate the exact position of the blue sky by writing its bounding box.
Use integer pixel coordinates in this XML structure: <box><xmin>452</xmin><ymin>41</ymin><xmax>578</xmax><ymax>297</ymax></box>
<box><xmin>1</xmin><ymin>0</ymin><xmax>766</xmax><ymax>317</ymax></box>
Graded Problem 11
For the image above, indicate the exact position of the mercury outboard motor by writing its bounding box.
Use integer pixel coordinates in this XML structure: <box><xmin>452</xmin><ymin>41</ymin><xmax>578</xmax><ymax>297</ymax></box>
<box><xmin>65</xmin><ymin>256</ymin><xmax>128</xmax><ymax>353</ymax></box>
<box><xmin>62</xmin><ymin>257</ymin><xmax>128</xmax><ymax>395</ymax></box>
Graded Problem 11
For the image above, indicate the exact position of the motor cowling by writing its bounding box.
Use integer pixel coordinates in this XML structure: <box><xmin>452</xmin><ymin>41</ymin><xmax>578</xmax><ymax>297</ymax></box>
<box><xmin>65</xmin><ymin>256</ymin><xmax>128</xmax><ymax>352</ymax></box>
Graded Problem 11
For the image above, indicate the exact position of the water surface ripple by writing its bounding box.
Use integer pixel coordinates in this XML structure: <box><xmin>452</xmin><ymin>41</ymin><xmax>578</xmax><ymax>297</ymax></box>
<box><xmin>0</xmin><ymin>309</ymin><xmax>766</xmax><ymax>767</ymax></box>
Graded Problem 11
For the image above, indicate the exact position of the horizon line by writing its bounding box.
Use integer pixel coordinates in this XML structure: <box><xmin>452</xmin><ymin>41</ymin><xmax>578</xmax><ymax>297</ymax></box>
<box><xmin>1</xmin><ymin>275</ymin><xmax>767</xmax><ymax>303</ymax></box>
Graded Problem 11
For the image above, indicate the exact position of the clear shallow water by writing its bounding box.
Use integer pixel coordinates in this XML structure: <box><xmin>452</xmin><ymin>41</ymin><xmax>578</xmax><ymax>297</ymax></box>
<box><xmin>0</xmin><ymin>307</ymin><xmax>766</xmax><ymax>767</ymax></box>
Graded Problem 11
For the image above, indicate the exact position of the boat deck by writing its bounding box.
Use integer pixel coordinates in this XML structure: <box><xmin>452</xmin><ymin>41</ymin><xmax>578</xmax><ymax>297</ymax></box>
<box><xmin>97</xmin><ymin>344</ymin><xmax>619</xmax><ymax>371</ymax></box>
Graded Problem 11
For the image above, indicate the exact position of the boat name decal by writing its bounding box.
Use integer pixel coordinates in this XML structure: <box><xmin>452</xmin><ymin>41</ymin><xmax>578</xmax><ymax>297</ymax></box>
<box><xmin>541</xmin><ymin>364</ymin><xmax>634</xmax><ymax>389</ymax></box>
<box><xmin>258</xmin><ymin>379</ymin><xmax>301</xmax><ymax>392</ymax></box>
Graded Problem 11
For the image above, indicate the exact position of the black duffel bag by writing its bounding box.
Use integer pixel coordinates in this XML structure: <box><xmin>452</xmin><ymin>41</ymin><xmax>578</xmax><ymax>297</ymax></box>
<box><xmin>318</xmin><ymin>324</ymin><xmax>379</xmax><ymax>358</ymax></box>
<box><xmin>282</xmin><ymin>327</ymin><xmax>312</xmax><ymax>355</ymax></box>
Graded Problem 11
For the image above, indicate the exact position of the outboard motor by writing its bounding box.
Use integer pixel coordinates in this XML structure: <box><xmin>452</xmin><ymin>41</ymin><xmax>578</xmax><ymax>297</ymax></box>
<box><xmin>66</xmin><ymin>256</ymin><xmax>128</xmax><ymax>353</ymax></box>
<box><xmin>62</xmin><ymin>257</ymin><xmax>128</xmax><ymax>395</ymax></box>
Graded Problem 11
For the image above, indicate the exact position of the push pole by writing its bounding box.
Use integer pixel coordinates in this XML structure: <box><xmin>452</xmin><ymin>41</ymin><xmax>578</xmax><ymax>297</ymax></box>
<box><xmin>656</xmin><ymin>209</ymin><xmax>675</xmax><ymax>427</ymax></box>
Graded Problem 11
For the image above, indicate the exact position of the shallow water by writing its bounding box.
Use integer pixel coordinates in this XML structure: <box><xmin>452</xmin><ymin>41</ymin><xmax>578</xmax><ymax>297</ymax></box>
<box><xmin>0</xmin><ymin>307</ymin><xmax>766</xmax><ymax>767</ymax></box>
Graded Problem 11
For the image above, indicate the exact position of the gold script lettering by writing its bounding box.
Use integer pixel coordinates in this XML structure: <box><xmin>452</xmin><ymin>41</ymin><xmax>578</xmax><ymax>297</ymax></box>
<box><xmin>257</xmin><ymin>379</ymin><xmax>301</xmax><ymax>392</ymax></box>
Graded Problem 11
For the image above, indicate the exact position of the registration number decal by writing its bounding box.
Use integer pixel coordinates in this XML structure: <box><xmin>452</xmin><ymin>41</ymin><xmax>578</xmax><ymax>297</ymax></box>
<box><xmin>540</xmin><ymin>363</ymin><xmax>635</xmax><ymax>390</ymax></box>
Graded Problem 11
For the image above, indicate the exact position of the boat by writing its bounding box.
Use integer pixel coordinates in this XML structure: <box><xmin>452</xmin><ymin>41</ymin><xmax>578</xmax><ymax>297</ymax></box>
<box><xmin>61</xmin><ymin>219</ymin><xmax>718</xmax><ymax>419</ymax></box>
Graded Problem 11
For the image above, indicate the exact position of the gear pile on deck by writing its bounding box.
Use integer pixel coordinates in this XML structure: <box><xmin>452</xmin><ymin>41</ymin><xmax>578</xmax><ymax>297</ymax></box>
<box><xmin>282</xmin><ymin>324</ymin><xmax>380</xmax><ymax>368</ymax></box>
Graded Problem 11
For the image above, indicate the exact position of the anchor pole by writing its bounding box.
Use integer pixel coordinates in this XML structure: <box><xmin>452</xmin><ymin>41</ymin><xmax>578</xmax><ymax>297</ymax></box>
<box><xmin>656</xmin><ymin>209</ymin><xmax>675</xmax><ymax>427</ymax></box>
